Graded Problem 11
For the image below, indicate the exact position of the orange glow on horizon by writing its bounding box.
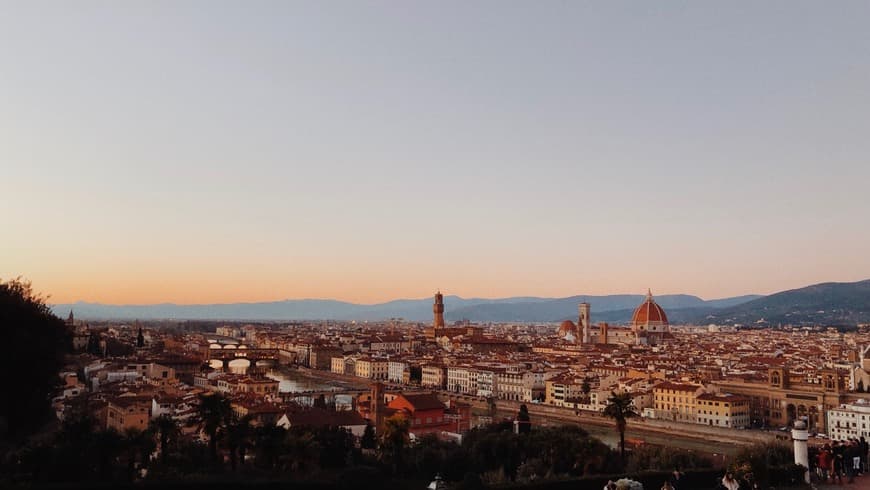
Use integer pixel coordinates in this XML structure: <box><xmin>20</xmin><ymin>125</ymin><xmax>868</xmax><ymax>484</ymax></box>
<box><xmin>10</xmin><ymin>273</ymin><xmax>817</xmax><ymax>306</ymax></box>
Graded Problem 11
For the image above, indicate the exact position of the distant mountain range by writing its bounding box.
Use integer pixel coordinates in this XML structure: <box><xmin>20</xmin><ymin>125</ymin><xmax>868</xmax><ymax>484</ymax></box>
<box><xmin>679</xmin><ymin>279</ymin><xmax>870</xmax><ymax>327</ymax></box>
<box><xmin>51</xmin><ymin>292</ymin><xmax>759</xmax><ymax>323</ymax></box>
<box><xmin>448</xmin><ymin>294</ymin><xmax>762</xmax><ymax>323</ymax></box>
<box><xmin>50</xmin><ymin>279</ymin><xmax>870</xmax><ymax>325</ymax></box>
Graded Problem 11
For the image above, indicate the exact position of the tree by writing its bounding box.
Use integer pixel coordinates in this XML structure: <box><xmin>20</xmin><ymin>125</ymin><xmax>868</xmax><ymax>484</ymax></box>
<box><xmin>361</xmin><ymin>422</ymin><xmax>377</xmax><ymax>450</ymax></box>
<box><xmin>516</xmin><ymin>404</ymin><xmax>531</xmax><ymax>434</ymax></box>
<box><xmin>409</xmin><ymin>365</ymin><xmax>422</xmax><ymax>384</ymax></box>
<box><xmin>226</xmin><ymin>415</ymin><xmax>253</xmax><ymax>471</ymax></box>
<box><xmin>93</xmin><ymin>429</ymin><xmax>126</xmax><ymax>480</ymax></box>
<box><xmin>123</xmin><ymin>428</ymin><xmax>155</xmax><ymax>480</ymax></box>
<box><xmin>252</xmin><ymin>425</ymin><xmax>287</xmax><ymax>471</ymax></box>
<box><xmin>581</xmin><ymin>379</ymin><xmax>592</xmax><ymax>401</ymax></box>
<box><xmin>312</xmin><ymin>425</ymin><xmax>354</xmax><ymax>468</ymax></box>
<box><xmin>149</xmin><ymin>415</ymin><xmax>180</xmax><ymax>464</ymax></box>
<box><xmin>313</xmin><ymin>394</ymin><xmax>327</xmax><ymax>409</ymax></box>
<box><xmin>284</xmin><ymin>428</ymin><xmax>319</xmax><ymax>472</ymax></box>
<box><xmin>194</xmin><ymin>393</ymin><xmax>234</xmax><ymax>464</ymax></box>
<box><xmin>86</xmin><ymin>332</ymin><xmax>103</xmax><ymax>356</ymax></box>
<box><xmin>381</xmin><ymin>415</ymin><xmax>410</xmax><ymax>473</ymax></box>
<box><xmin>603</xmin><ymin>391</ymin><xmax>638</xmax><ymax>461</ymax></box>
<box><xmin>0</xmin><ymin>278</ymin><xmax>71</xmax><ymax>442</ymax></box>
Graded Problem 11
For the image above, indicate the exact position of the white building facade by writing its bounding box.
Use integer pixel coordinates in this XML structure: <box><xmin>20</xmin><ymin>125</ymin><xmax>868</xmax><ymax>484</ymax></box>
<box><xmin>827</xmin><ymin>400</ymin><xmax>870</xmax><ymax>441</ymax></box>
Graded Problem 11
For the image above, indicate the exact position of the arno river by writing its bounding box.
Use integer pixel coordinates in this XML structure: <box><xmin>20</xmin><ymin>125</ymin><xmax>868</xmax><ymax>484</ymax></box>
<box><xmin>260</xmin><ymin>366</ymin><xmax>744</xmax><ymax>460</ymax></box>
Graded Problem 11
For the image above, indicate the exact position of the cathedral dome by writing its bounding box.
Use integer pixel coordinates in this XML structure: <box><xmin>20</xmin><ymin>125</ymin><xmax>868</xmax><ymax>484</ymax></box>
<box><xmin>557</xmin><ymin>320</ymin><xmax>576</xmax><ymax>337</ymax></box>
<box><xmin>631</xmin><ymin>290</ymin><xmax>668</xmax><ymax>327</ymax></box>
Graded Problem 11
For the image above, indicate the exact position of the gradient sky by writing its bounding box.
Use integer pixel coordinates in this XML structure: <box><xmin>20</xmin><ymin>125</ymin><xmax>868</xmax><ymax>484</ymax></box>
<box><xmin>2</xmin><ymin>1</ymin><xmax>870</xmax><ymax>305</ymax></box>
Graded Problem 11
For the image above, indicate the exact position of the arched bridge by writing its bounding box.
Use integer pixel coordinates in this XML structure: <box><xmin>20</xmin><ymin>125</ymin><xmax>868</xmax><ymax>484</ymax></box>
<box><xmin>206</xmin><ymin>348</ymin><xmax>280</xmax><ymax>370</ymax></box>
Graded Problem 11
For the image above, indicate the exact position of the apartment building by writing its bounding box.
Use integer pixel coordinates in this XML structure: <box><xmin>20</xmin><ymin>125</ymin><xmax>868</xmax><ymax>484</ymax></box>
<box><xmin>695</xmin><ymin>393</ymin><xmax>751</xmax><ymax>428</ymax></box>
<box><xmin>422</xmin><ymin>364</ymin><xmax>447</xmax><ymax>389</ymax></box>
<box><xmin>827</xmin><ymin>399</ymin><xmax>870</xmax><ymax>441</ymax></box>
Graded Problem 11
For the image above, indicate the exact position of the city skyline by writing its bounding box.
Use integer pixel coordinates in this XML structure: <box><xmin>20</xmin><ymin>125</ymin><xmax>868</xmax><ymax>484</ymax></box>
<box><xmin>3</xmin><ymin>1</ymin><xmax>870</xmax><ymax>304</ymax></box>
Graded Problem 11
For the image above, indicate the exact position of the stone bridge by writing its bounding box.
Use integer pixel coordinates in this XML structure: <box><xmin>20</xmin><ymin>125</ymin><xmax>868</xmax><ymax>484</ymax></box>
<box><xmin>206</xmin><ymin>347</ymin><xmax>280</xmax><ymax>370</ymax></box>
<box><xmin>279</xmin><ymin>389</ymin><xmax>370</xmax><ymax>403</ymax></box>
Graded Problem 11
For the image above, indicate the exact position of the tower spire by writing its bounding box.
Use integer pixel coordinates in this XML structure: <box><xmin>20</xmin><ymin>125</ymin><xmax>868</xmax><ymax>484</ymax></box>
<box><xmin>433</xmin><ymin>291</ymin><xmax>445</xmax><ymax>328</ymax></box>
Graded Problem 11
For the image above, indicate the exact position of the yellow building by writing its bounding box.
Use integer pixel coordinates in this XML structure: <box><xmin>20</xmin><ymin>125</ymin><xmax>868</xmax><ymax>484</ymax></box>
<box><xmin>545</xmin><ymin>375</ymin><xmax>584</xmax><ymax>407</ymax></box>
<box><xmin>354</xmin><ymin>358</ymin><xmax>389</xmax><ymax>380</ymax></box>
<box><xmin>236</xmin><ymin>377</ymin><xmax>279</xmax><ymax>394</ymax></box>
<box><xmin>695</xmin><ymin>393</ymin><xmax>751</xmax><ymax>428</ymax></box>
<box><xmin>331</xmin><ymin>356</ymin><xmax>346</xmax><ymax>374</ymax></box>
<box><xmin>106</xmin><ymin>396</ymin><xmax>151</xmax><ymax>432</ymax></box>
<box><xmin>422</xmin><ymin>364</ymin><xmax>447</xmax><ymax>389</ymax></box>
<box><xmin>652</xmin><ymin>382</ymin><xmax>704</xmax><ymax>422</ymax></box>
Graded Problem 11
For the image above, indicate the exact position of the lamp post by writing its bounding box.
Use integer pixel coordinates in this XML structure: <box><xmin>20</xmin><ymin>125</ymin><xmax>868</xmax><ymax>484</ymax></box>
<box><xmin>792</xmin><ymin>420</ymin><xmax>810</xmax><ymax>484</ymax></box>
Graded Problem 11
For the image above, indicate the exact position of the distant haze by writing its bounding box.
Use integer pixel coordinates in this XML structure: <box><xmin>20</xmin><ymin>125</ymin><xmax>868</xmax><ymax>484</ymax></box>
<box><xmin>2</xmin><ymin>2</ymin><xmax>870</xmax><ymax>304</ymax></box>
<box><xmin>52</xmin><ymin>279</ymin><xmax>870</xmax><ymax>325</ymax></box>
<box><xmin>51</xmin><ymin>292</ymin><xmax>764</xmax><ymax>322</ymax></box>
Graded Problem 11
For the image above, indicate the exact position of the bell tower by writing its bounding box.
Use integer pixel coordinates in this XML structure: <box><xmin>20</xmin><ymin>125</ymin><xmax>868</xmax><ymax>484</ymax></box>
<box><xmin>433</xmin><ymin>291</ymin><xmax>445</xmax><ymax>329</ymax></box>
<box><xmin>578</xmin><ymin>302</ymin><xmax>591</xmax><ymax>344</ymax></box>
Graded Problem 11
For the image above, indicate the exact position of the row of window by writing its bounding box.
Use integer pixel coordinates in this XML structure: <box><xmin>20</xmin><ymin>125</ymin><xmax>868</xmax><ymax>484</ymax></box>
<box><xmin>697</xmin><ymin>417</ymin><xmax>748</xmax><ymax>427</ymax></box>
<box><xmin>830</xmin><ymin>412</ymin><xmax>869</xmax><ymax>419</ymax></box>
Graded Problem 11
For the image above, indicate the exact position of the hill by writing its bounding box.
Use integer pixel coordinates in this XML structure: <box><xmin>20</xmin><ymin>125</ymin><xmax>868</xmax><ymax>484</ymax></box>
<box><xmin>684</xmin><ymin>279</ymin><xmax>870</xmax><ymax>326</ymax></box>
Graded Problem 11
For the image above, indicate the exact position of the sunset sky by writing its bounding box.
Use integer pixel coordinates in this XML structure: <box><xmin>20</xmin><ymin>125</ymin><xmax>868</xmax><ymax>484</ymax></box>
<box><xmin>2</xmin><ymin>1</ymin><xmax>870</xmax><ymax>305</ymax></box>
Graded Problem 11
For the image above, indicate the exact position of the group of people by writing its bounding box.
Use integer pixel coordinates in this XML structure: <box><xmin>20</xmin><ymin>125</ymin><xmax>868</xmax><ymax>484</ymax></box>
<box><xmin>603</xmin><ymin>468</ymin><xmax>755</xmax><ymax>490</ymax></box>
<box><xmin>659</xmin><ymin>468</ymin><xmax>751</xmax><ymax>490</ymax></box>
<box><xmin>664</xmin><ymin>468</ymin><xmax>756</xmax><ymax>490</ymax></box>
<box><xmin>718</xmin><ymin>471</ymin><xmax>758</xmax><ymax>490</ymax></box>
<box><xmin>602</xmin><ymin>438</ymin><xmax>869</xmax><ymax>490</ymax></box>
<box><xmin>812</xmin><ymin>437</ymin><xmax>869</xmax><ymax>484</ymax></box>
<box><xmin>656</xmin><ymin>468</ymin><xmax>682</xmax><ymax>490</ymax></box>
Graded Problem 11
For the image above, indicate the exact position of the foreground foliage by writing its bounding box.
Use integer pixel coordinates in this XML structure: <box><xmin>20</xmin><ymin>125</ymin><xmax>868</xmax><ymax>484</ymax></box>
<box><xmin>0</xmin><ymin>278</ymin><xmax>71</xmax><ymax>443</ymax></box>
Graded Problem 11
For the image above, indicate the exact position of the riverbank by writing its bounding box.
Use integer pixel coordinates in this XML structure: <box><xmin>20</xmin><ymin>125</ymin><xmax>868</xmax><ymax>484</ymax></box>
<box><xmin>280</xmin><ymin>367</ymin><xmax>772</xmax><ymax>458</ymax></box>
<box><xmin>268</xmin><ymin>365</ymin><xmax>373</xmax><ymax>393</ymax></box>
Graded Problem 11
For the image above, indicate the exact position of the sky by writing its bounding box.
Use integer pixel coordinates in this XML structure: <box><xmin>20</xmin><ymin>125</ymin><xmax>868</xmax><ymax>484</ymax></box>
<box><xmin>2</xmin><ymin>1</ymin><xmax>870</xmax><ymax>305</ymax></box>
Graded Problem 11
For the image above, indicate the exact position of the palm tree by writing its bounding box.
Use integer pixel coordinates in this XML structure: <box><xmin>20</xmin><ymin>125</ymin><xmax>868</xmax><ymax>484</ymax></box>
<box><xmin>381</xmin><ymin>415</ymin><xmax>410</xmax><ymax>474</ymax></box>
<box><xmin>149</xmin><ymin>414</ymin><xmax>180</xmax><ymax>464</ymax></box>
<box><xmin>603</xmin><ymin>391</ymin><xmax>638</xmax><ymax>461</ymax></box>
<box><xmin>194</xmin><ymin>393</ymin><xmax>234</xmax><ymax>464</ymax></box>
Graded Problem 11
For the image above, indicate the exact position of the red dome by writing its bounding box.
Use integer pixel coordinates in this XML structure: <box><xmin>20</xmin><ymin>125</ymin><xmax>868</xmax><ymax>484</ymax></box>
<box><xmin>557</xmin><ymin>320</ymin><xmax>576</xmax><ymax>336</ymax></box>
<box><xmin>631</xmin><ymin>291</ymin><xmax>668</xmax><ymax>327</ymax></box>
